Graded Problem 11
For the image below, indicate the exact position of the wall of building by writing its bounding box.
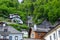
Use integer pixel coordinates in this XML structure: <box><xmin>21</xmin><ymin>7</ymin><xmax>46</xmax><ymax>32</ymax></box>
<box><xmin>9</xmin><ymin>33</ymin><xmax>23</xmax><ymax>40</ymax></box>
<box><xmin>44</xmin><ymin>26</ymin><xmax>60</xmax><ymax>40</ymax></box>
<box><xmin>30</xmin><ymin>30</ymin><xmax>46</xmax><ymax>39</ymax></box>
<box><xmin>30</xmin><ymin>31</ymin><xmax>35</xmax><ymax>38</ymax></box>
<box><xmin>44</xmin><ymin>31</ymin><xmax>56</xmax><ymax>40</ymax></box>
<box><xmin>22</xmin><ymin>31</ymin><xmax>28</xmax><ymax>38</ymax></box>
<box><xmin>57</xmin><ymin>28</ymin><xmax>60</xmax><ymax>40</ymax></box>
<box><xmin>35</xmin><ymin>32</ymin><xmax>46</xmax><ymax>39</ymax></box>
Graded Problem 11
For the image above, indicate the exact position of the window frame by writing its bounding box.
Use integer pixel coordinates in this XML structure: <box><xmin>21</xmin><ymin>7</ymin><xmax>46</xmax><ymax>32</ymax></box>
<box><xmin>53</xmin><ymin>33</ymin><xmax>56</xmax><ymax>40</ymax></box>
<box><xmin>50</xmin><ymin>36</ymin><xmax>52</xmax><ymax>40</ymax></box>
<box><xmin>15</xmin><ymin>36</ymin><xmax>18</xmax><ymax>40</ymax></box>
<box><xmin>4</xmin><ymin>29</ymin><xmax>8</xmax><ymax>32</ymax></box>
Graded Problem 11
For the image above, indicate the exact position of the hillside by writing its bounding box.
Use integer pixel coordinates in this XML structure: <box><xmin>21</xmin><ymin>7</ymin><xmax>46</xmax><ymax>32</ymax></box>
<box><xmin>20</xmin><ymin>0</ymin><xmax>60</xmax><ymax>24</ymax></box>
<box><xmin>0</xmin><ymin>0</ymin><xmax>60</xmax><ymax>27</ymax></box>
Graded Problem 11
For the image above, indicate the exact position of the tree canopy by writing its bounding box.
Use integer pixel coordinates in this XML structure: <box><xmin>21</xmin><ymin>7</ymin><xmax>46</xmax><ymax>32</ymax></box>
<box><xmin>0</xmin><ymin>0</ymin><xmax>19</xmax><ymax>17</ymax></box>
<box><xmin>0</xmin><ymin>0</ymin><xmax>60</xmax><ymax>24</ymax></box>
<box><xmin>20</xmin><ymin>0</ymin><xmax>60</xmax><ymax>24</ymax></box>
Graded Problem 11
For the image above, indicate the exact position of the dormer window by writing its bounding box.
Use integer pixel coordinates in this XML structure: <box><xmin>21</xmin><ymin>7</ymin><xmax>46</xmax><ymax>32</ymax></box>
<box><xmin>4</xmin><ymin>29</ymin><xmax>7</xmax><ymax>32</ymax></box>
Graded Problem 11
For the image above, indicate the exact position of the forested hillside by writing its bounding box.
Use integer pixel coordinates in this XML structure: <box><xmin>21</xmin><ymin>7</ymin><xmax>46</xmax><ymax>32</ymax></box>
<box><xmin>0</xmin><ymin>0</ymin><xmax>60</xmax><ymax>24</ymax></box>
<box><xmin>0</xmin><ymin>0</ymin><xmax>29</xmax><ymax>31</ymax></box>
<box><xmin>0</xmin><ymin>0</ymin><xmax>18</xmax><ymax>16</ymax></box>
<box><xmin>20</xmin><ymin>0</ymin><xmax>60</xmax><ymax>24</ymax></box>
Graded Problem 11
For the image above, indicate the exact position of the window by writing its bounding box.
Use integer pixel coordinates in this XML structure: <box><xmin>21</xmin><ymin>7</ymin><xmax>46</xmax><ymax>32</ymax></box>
<box><xmin>53</xmin><ymin>33</ymin><xmax>56</xmax><ymax>40</ymax></box>
<box><xmin>31</xmin><ymin>33</ymin><xmax>34</xmax><ymax>38</ymax></box>
<box><xmin>3</xmin><ymin>36</ymin><xmax>6</xmax><ymax>39</ymax></box>
<box><xmin>38</xmin><ymin>33</ymin><xmax>42</xmax><ymax>36</ymax></box>
<box><xmin>9</xmin><ymin>36</ymin><xmax>12</xmax><ymax>40</ymax></box>
<box><xmin>4</xmin><ymin>29</ymin><xmax>7</xmax><ymax>32</ymax></box>
<box><xmin>50</xmin><ymin>36</ymin><xmax>52</xmax><ymax>40</ymax></box>
<box><xmin>58</xmin><ymin>30</ymin><xmax>60</xmax><ymax>37</ymax></box>
<box><xmin>15</xmin><ymin>36</ymin><xmax>18</xmax><ymax>40</ymax></box>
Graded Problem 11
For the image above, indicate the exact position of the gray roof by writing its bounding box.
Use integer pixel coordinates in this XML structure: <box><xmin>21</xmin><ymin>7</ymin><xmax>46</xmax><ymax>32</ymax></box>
<box><xmin>8</xmin><ymin>26</ymin><xmax>22</xmax><ymax>34</ymax></box>
<box><xmin>0</xmin><ymin>22</ymin><xmax>23</xmax><ymax>34</ymax></box>
<box><xmin>33</xmin><ymin>20</ymin><xmax>60</xmax><ymax>32</ymax></box>
<box><xmin>37</xmin><ymin>20</ymin><xmax>52</xmax><ymax>28</ymax></box>
<box><xmin>33</xmin><ymin>20</ymin><xmax>52</xmax><ymax>32</ymax></box>
<box><xmin>0</xmin><ymin>26</ymin><xmax>23</xmax><ymax>34</ymax></box>
<box><xmin>36</xmin><ymin>28</ymin><xmax>50</xmax><ymax>32</ymax></box>
<box><xmin>0</xmin><ymin>31</ymin><xmax>10</xmax><ymax>36</ymax></box>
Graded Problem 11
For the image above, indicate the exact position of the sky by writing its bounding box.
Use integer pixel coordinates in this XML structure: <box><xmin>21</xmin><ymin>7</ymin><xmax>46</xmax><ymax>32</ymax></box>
<box><xmin>18</xmin><ymin>0</ymin><xmax>23</xmax><ymax>3</ymax></box>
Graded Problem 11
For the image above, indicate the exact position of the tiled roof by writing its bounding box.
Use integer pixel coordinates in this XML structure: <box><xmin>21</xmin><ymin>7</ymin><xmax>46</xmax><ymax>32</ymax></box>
<box><xmin>8</xmin><ymin>26</ymin><xmax>22</xmax><ymax>34</ymax></box>
<box><xmin>37</xmin><ymin>20</ymin><xmax>52</xmax><ymax>28</ymax></box>
<box><xmin>33</xmin><ymin>20</ymin><xmax>60</xmax><ymax>32</ymax></box>
<box><xmin>0</xmin><ymin>22</ymin><xmax>23</xmax><ymax>34</ymax></box>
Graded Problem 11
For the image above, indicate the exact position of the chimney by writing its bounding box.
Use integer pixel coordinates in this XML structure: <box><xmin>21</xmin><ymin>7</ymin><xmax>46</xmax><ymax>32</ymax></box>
<box><xmin>3</xmin><ymin>23</ymin><xmax>6</xmax><ymax>27</ymax></box>
<box><xmin>34</xmin><ymin>24</ymin><xmax>37</xmax><ymax>30</ymax></box>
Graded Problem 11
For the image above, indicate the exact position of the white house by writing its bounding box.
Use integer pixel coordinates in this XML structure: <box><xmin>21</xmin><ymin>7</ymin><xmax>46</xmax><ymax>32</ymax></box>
<box><xmin>21</xmin><ymin>29</ymin><xmax>28</xmax><ymax>38</ymax></box>
<box><xmin>0</xmin><ymin>22</ymin><xmax>23</xmax><ymax>40</ymax></box>
<box><xmin>9</xmin><ymin>14</ymin><xmax>23</xmax><ymax>24</ymax></box>
<box><xmin>44</xmin><ymin>24</ymin><xmax>60</xmax><ymax>40</ymax></box>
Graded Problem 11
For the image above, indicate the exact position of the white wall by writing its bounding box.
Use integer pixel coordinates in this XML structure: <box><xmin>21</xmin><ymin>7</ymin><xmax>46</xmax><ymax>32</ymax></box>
<box><xmin>30</xmin><ymin>32</ymin><xmax>35</xmax><ymax>38</ymax></box>
<box><xmin>57</xmin><ymin>28</ymin><xmax>60</xmax><ymax>40</ymax></box>
<box><xmin>9</xmin><ymin>33</ymin><xmax>23</xmax><ymax>40</ymax></box>
<box><xmin>44</xmin><ymin>27</ymin><xmax>60</xmax><ymax>40</ymax></box>
<box><xmin>0</xmin><ymin>33</ymin><xmax>23</xmax><ymax>40</ymax></box>
<box><xmin>22</xmin><ymin>31</ymin><xmax>28</xmax><ymax>37</ymax></box>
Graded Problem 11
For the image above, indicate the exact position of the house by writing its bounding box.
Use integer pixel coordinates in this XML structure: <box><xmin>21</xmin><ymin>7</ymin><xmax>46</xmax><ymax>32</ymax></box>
<box><xmin>44</xmin><ymin>23</ymin><xmax>60</xmax><ymax>40</ymax></box>
<box><xmin>28</xmin><ymin>20</ymin><xmax>52</xmax><ymax>39</ymax></box>
<box><xmin>0</xmin><ymin>22</ymin><xmax>23</xmax><ymax>40</ymax></box>
<box><xmin>21</xmin><ymin>29</ymin><xmax>28</xmax><ymax>38</ymax></box>
<box><xmin>9</xmin><ymin>14</ymin><xmax>23</xmax><ymax>24</ymax></box>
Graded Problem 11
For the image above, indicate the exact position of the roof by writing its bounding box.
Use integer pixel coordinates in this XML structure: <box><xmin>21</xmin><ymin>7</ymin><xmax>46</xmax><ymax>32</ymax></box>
<box><xmin>8</xmin><ymin>26</ymin><xmax>23</xmax><ymax>34</ymax></box>
<box><xmin>37</xmin><ymin>20</ymin><xmax>52</xmax><ymax>28</ymax></box>
<box><xmin>33</xmin><ymin>20</ymin><xmax>60</xmax><ymax>32</ymax></box>
<box><xmin>0</xmin><ymin>22</ymin><xmax>23</xmax><ymax>34</ymax></box>
<box><xmin>33</xmin><ymin>20</ymin><xmax>52</xmax><ymax>32</ymax></box>
<box><xmin>9</xmin><ymin>14</ymin><xmax>20</xmax><ymax>18</ymax></box>
<box><xmin>32</xmin><ymin>27</ymin><xmax>50</xmax><ymax>32</ymax></box>
<box><xmin>44</xmin><ymin>23</ymin><xmax>60</xmax><ymax>38</ymax></box>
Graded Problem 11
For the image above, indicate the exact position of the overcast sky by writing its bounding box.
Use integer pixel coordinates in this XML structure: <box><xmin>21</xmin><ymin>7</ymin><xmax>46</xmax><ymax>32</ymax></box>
<box><xmin>18</xmin><ymin>0</ymin><xmax>23</xmax><ymax>3</ymax></box>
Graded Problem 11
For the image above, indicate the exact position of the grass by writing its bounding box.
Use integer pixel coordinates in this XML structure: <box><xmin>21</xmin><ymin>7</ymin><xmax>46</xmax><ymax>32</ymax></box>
<box><xmin>0</xmin><ymin>17</ymin><xmax>10</xmax><ymax>22</ymax></box>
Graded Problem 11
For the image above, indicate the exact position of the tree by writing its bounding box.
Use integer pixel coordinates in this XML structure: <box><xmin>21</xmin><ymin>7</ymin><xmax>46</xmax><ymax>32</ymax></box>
<box><xmin>19</xmin><ymin>0</ymin><xmax>60</xmax><ymax>24</ymax></box>
<box><xmin>0</xmin><ymin>0</ymin><xmax>19</xmax><ymax>17</ymax></box>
